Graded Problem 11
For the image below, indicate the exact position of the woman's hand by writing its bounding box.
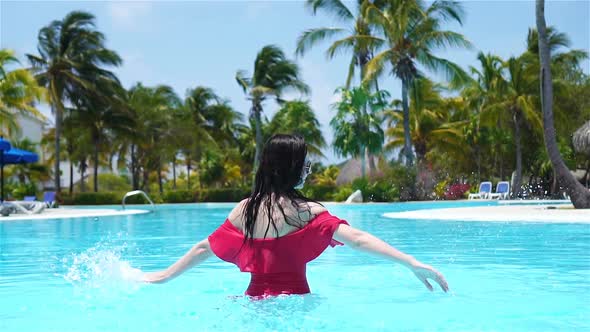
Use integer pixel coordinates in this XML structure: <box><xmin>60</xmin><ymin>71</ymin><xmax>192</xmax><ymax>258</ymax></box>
<box><xmin>142</xmin><ymin>271</ymin><xmax>169</xmax><ymax>284</ymax></box>
<box><xmin>409</xmin><ymin>261</ymin><xmax>449</xmax><ymax>292</ymax></box>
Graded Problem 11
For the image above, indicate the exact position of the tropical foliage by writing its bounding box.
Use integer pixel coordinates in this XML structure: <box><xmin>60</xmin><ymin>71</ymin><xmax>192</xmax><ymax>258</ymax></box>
<box><xmin>236</xmin><ymin>45</ymin><xmax>309</xmax><ymax>168</ymax></box>
<box><xmin>0</xmin><ymin>49</ymin><xmax>44</xmax><ymax>137</ymax></box>
<box><xmin>0</xmin><ymin>3</ymin><xmax>586</xmax><ymax>207</ymax></box>
<box><xmin>27</xmin><ymin>11</ymin><xmax>123</xmax><ymax>192</ymax></box>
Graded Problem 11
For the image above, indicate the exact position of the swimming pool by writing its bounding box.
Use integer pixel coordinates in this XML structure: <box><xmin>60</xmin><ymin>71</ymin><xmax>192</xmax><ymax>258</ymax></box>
<box><xmin>1</xmin><ymin>202</ymin><xmax>589</xmax><ymax>331</ymax></box>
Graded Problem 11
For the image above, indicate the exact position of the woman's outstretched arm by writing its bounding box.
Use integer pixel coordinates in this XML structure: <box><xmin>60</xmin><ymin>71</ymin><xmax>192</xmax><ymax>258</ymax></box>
<box><xmin>143</xmin><ymin>238</ymin><xmax>213</xmax><ymax>283</ymax></box>
<box><xmin>333</xmin><ymin>224</ymin><xmax>449</xmax><ymax>292</ymax></box>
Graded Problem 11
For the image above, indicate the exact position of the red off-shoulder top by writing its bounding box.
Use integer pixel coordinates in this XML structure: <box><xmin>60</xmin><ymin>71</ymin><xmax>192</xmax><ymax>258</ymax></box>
<box><xmin>208</xmin><ymin>211</ymin><xmax>349</xmax><ymax>296</ymax></box>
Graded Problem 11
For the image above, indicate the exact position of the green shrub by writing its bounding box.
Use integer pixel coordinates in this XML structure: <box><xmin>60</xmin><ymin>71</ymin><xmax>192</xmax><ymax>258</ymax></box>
<box><xmin>199</xmin><ymin>187</ymin><xmax>250</xmax><ymax>202</ymax></box>
<box><xmin>332</xmin><ymin>185</ymin><xmax>353</xmax><ymax>202</ymax></box>
<box><xmin>78</xmin><ymin>174</ymin><xmax>132</xmax><ymax>192</ymax></box>
<box><xmin>385</xmin><ymin>163</ymin><xmax>417</xmax><ymax>201</ymax></box>
<box><xmin>434</xmin><ymin>180</ymin><xmax>449</xmax><ymax>199</ymax></box>
<box><xmin>163</xmin><ymin>190</ymin><xmax>196</xmax><ymax>203</ymax></box>
<box><xmin>60</xmin><ymin>192</ymin><xmax>119</xmax><ymax>205</ymax></box>
<box><xmin>11</xmin><ymin>183</ymin><xmax>37</xmax><ymax>200</ymax></box>
<box><xmin>301</xmin><ymin>183</ymin><xmax>337</xmax><ymax>201</ymax></box>
<box><xmin>345</xmin><ymin>163</ymin><xmax>417</xmax><ymax>202</ymax></box>
<box><xmin>351</xmin><ymin>178</ymin><xmax>400</xmax><ymax>202</ymax></box>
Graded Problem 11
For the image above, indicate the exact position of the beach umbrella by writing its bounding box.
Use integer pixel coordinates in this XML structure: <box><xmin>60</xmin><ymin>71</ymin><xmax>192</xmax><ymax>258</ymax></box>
<box><xmin>0</xmin><ymin>138</ymin><xmax>39</xmax><ymax>201</ymax></box>
<box><xmin>573</xmin><ymin>121</ymin><xmax>590</xmax><ymax>156</ymax></box>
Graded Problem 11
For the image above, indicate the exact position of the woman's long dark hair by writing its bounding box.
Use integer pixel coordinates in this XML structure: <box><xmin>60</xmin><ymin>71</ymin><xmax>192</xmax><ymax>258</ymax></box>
<box><xmin>242</xmin><ymin>134</ymin><xmax>321</xmax><ymax>242</ymax></box>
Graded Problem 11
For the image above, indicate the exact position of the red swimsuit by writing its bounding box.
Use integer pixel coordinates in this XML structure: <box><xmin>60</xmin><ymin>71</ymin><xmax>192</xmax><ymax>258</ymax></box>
<box><xmin>208</xmin><ymin>211</ymin><xmax>349</xmax><ymax>296</ymax></box>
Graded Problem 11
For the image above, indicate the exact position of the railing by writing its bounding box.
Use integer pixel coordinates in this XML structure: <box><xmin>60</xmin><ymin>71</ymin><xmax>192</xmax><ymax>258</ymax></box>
<box><xmin>122</xmin><ymin>190</ymin><xmax>155</xmax><ymax>212</ymax></box>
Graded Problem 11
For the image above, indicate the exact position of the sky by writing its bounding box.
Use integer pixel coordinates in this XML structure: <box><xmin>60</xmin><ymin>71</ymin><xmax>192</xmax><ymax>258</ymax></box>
<box><xmin>1</xmin><ymin>0</ymin><xmax>589</xmax><ymax>164</ymax></box>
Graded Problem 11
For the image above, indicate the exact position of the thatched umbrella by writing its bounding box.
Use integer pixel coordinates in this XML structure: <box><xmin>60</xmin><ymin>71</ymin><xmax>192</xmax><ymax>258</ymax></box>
<box><xmin>573</xmin><ymin>121</ymin><xmax>590</xmax><ymax>156</ymax></box>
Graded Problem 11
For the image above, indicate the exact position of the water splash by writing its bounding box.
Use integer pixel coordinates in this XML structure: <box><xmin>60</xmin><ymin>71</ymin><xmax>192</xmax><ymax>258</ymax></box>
<box><xmin>59</xmin><ymin>236</ymin><xmax>144</xmax><ymax>292</ymax></box>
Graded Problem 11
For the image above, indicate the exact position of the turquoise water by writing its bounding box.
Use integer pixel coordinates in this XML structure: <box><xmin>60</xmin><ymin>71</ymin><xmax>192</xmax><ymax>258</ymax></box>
<box><xmin>1</xmin><ymin>202</ymin><xmax>589</xmax><ymax>331</ymax></box>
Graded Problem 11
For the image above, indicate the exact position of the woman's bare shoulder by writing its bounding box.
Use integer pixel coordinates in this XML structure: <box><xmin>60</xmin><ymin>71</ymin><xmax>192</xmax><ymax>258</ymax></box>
<box><xmin>293</xmin><ymin>201</ymin><xmax>327</xmax><ymax>222</ymax></box>
<box><xmin>227</xmin><ymin>199</ymin><xmax>249</xmax><ymax>226</ymax></box>
<box><xmin>306</xmin><ymin>201</ymin><xmax>328</xmax><ymax>215</ymax></box>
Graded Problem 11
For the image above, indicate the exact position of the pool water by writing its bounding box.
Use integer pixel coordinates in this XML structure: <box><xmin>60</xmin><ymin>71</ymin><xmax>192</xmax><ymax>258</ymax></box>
<box><xmin>1</xmin><ymin>202</ymin><xmax>589</xmax><ymax>331</ymax></box>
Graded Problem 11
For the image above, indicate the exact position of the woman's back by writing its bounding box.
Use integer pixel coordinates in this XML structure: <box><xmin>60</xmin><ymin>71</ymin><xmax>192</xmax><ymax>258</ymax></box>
<box><xmin>209</xmin><ymin>201</ymin><xmax>349</xmax><ymax>296</ymax></box>
<box><xmin>227</xmin><ymin>197</ymin><xmax>327</xmax><ymax>239</ymax></box>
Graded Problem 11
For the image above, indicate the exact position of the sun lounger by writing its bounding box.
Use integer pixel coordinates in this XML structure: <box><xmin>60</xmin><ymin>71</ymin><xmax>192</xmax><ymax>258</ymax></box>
<box><xmin>489</xmin><ymin>181</ymin><xmax>510</xmax><ymax>200</ymax></box>
<box><xmin>1</xmin><ymin>201</ymin><xmax>45</xmax><ymax>216</ymax></box>
<box><xmin>43</xmin><ymin>191</ymin><xmax>56</xmax><ymax>208</ymax></box>
<box><xmin>468</xmin><ymin>181</ymin><xmax>492</xmax><ymax>200</ymax></box>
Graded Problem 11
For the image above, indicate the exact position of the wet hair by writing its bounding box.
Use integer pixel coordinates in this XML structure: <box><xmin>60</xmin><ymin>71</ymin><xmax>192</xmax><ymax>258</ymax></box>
<box><xmin>242</xmin><ymin>134</ymin><xmax>321</xmax><ymax>243</ymax></box>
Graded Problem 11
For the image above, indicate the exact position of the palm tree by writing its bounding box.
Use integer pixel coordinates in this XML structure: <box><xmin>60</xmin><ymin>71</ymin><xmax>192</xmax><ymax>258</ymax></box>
<box><xmin>0</xmin><ymin>49</ymin><xmax>44</xmax><ymax>137</ymax></box>
<box><xmin>331</xmin><ymin>86</ymin><xmax>387</xmax><ymax>177</ymax></box>
<box><xmin>296</xmin><ymin>0</ymin><xmax>383</xmax><ymax>88</ymax></box>
<box><xmin>268</xmin><ymin>100</ymin><xmax>326</xmax><ymax>158</ymax></box>
<box><xmin>128</xmin><ymin>83</ymin><xmax>180</xmax><ymax>191</ymax></box>
<box><xmin>364</xmin><ymin>1</ymin><xmax>471</xmax><ymax>166</ymax></box>
<box><xmin>536</xmin><ymin>0</ymin><xmax>590</xmax><ymax>208</ymax></box>
<box><xmin>384</xmin><ymin>78</ymin><xmax>464</xmax><ymax>165</ymax></box>
<box><xmin>524</xmin><ymin>27</ymin><xmax>588</xmax><ymax>142</ymax></box>
<box><xmin>72</xmin><ymin>85</ymin><xmax>134</xmax><ymax>192</ymax></box>
<box><xmin>461</xmin><ymin>52</ymin><xmax>505</xmax><ymax>179</ymax></box>
<box><xmin>170</xmin><ymin>105</ymin><xmax>197</xmax><ymax>190</ymax></box>
<box><xmin>183</xmin><ymin>86</ymin><xmax>223</xmax><ymax>189</ymax></box>
<box><xmin>481</xmin><ymin>56</ymin><xmax>542</xmax><ymax>198</ymax></box>
<box><xmin>236</xmin><ymin>45</ymin><xmax>309</xmax><ymax>169</ymax></box>
<box><xmin>27</xmin><ymin>11</ymin><xmax>122</xmax><ymax>193</ymax></box>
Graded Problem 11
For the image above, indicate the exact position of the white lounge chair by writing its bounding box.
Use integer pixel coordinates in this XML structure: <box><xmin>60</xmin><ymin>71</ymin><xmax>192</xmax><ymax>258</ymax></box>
<box><xmin>1</xmin><ymin>201</ymin><xmax>46</xmax><ymax>216</ymax></box>
<box><xmin>489</xmin><ymin>181</ymin><xmax>510</xmax><ymax>200</ymax></box>
<box><xmin>468</xmin><ymin>181</ymin><xmax>492</xmax><ymax>200</ymax></box>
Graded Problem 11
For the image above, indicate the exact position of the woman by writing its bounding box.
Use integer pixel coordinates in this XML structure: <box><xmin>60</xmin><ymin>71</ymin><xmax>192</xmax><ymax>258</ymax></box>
<box><xmin>143</xmin><ymin>134</ymin><xmax>448</xmax><ymax>296</ymax></box>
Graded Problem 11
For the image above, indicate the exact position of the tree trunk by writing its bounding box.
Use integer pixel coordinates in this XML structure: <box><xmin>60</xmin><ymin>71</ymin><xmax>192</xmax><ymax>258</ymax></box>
<box><xmin>476</xmin><ymin>146</ymin><xmax>481</xmax><ymax>182</ymax></box>
<box><xmin>157</xmin><ymin>161</ymin><xmax>163</xmax><ymax>194</ymax></box>
<box><xmin>360</xmin><ymin>145</ymin><xmax>366</xmax><ymax>178</ymax></box>
<box><xmin>401</xmin><ymin>79</ymin><xmax>413</xmax><ymax>166</ymax></box>
<box><xmin>172</xmin><ymin>157</ymin><xmax>177</xmax><ymax>189</ymax></box>
<box><xmin>186</xmin><ymin>156</ymin><xmax>191</xmax><ymax>190</ymax></box>
<box><xmin>131</xmin><ymin>144</ymin><xmax>139</xmax><ymax>190</ymax></box>
<box><xmin>67</xmin><ymin>140</ymin><xmax>74</xmax><ymax>195</ymax></box>
<box><xmin>253</xmin><ymin>101</ymin><xmax>263</xmax><ymax>171</ymax></box>
<box><xmin>93</xmin><ymin>136</ymin><xmax>99</xmax><ymax>193</ymax></box>
<box><xmin>551</xmin><ymin>169</ymin><xmax>559</xmax><ymax>197</ymax></box>
<box><xmin>500</xmin><ymin>151</ymin><xmax>504</xmax><ymax>179</ymax></box>
<box><xmin>368</xmin><ymin>150</ymin><xmax>377</xmax><ymax>178</ymax></box>
<box><xmin>80</xmin><ymin>159</ymin><xmax>86</xmax><ymax>193</ymax></box>
<box><xmin>53</xmin><ymin>101</ymin><xmax>62</xmax><ymax>193</ymax></box>
<box><xmin>142</xmin><ymin>168</ymin><xmax>148</xmax><ymax>191</ymax></box>
<box><xmin>512</xmin><ymin>112</ymin><xmax>523</xmax><ymax>198</ymax></box>
<box><xmin>69</xmin><ymin>160</ymin><xmax>74</xmax><ymax>195</ymax></box>
<box><xmin>536</xmin><ymin>0</ymin><xmax>590</xmax><ymax>208</ymax></box>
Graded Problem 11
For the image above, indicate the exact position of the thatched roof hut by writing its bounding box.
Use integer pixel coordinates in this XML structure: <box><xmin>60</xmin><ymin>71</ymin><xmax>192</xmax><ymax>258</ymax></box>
<box><xmin>335</xmin><ymin>156</ymin><xmax>383</xmax><ymax>185</ymax></box>
<box><xmin>573</xmin><ymin>121</ymin><xmax>590</xmax><ymax>156</ymax></box>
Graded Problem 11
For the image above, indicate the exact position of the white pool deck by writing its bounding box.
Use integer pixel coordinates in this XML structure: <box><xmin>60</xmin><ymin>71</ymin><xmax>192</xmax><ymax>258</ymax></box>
<box><xmin>383</xmin><ymin>204</ymin><xmax>590</xmax><ymax>223</ymax></box>
<box><xmin>0</xmin><ymin>207</ymin><xmax>150</xmax><ymax>221</ymax></box>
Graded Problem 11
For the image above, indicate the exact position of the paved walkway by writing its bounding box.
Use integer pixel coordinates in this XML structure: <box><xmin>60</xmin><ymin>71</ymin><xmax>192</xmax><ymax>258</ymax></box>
<box><xmin>0</xmin><ymin>208</ymin><xmax>150</xmax><ymax>221</ymax></box>
<box><xmin>383</xmin><ymin>204</ymin><xmax>590</xmax><ymax>223</ymax></box>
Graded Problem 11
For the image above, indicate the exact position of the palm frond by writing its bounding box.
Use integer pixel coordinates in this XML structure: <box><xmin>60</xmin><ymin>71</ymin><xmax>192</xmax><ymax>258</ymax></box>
<box><xmin>416</xmin><ymin>50</ymin><xmax>470</xmax><ymax>88</ymax></box>
<box><xmin>235</xmin><ymin>70</ymin><xmax>251</xmax><ymax>93</ymax></box>
<box><xmin>363</xmin><ymin>49</ymin><xmax>392</xmax><ymax>85</ymax></box>
<box><xmin>305</xmin><ymin>0</ymin><xmax>354</xmax><ymax>21</ymax></box>
<box><xmin>296</xmin><ymin>27</ymin><xmax>346</xmax><ymax>56</ymax></box>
